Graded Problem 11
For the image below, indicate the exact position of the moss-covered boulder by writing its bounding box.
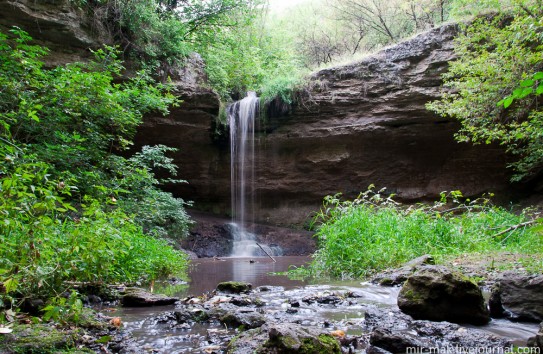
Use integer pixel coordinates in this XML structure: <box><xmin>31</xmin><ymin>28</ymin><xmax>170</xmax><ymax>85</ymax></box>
<box><xmin>227</xmin><ymin>323</ymin><xmax>341</xmax><ymax>353</ymax></box>
<box><xmin>217</xmin><ymin>281</ymin><xmax>252</xmax><ymax>294</ymax></box>
<box><xmin>397</xmin><ymin>265</ymin><xmax>490</xmax><ymax>325</ymax></box>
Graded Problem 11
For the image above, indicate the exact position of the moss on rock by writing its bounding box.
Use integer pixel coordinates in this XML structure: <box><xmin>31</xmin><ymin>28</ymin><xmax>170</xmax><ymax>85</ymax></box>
<box><xmin>0</xmin><ymin>324</ymin><xmax>80</xmax><ymax>353</ymax></box>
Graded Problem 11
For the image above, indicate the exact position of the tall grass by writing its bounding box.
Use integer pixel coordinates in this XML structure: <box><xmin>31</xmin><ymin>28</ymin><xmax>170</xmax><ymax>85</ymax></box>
<box><xmin>295</xmin><ymin>187</ymin><xmax>542</xmax><ymax>279</ymax></box>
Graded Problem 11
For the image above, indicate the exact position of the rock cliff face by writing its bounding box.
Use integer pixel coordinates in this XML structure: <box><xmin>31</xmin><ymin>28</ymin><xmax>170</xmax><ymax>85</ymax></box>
<box><xmin>0</xmin><ymin>5</ymin><xmax>512</xmax><ymax>227</ymax></box>
<box><xmin>0</xmin><ymin>0</ymin><xmax>100</xmax><ymax>65</ymax></box>
<box><xmin>252</xmin><ymin>23</ymin><xmax>510</xmax><ymax>225</ymax></box>
<box><xmin>140</xmin><ymin>23</ymin><xmax>510</xmax><ymax>227</ymax></box>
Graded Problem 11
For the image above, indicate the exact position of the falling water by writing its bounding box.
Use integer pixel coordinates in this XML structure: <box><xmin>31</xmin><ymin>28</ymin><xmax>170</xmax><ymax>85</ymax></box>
<box><xmin>228</xmin><ymin>92</ymin><xmax>282</xmax><ymax>257</ymax></box>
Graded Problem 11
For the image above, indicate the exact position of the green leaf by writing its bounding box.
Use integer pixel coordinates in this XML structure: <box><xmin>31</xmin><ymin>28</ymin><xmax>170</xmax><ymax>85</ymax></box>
<box><xmin>533</xmin><ymin>72</ymin><xmax>543</xmax><ymax>80</ymax></box>
<box><xmin>512</xmin><ymin>88</ymin><xmax>524</xmax><ymax>98</ymax></box>
<box><xmin>503</xmin><ymin>96</ymin><xmax>514</xmax><ymax>108</ymax></box>
<box><xmin>518</xmin><ymin>87</ymin><xmax>533</xmax><ymax>99</ymax></box>
<box><xmin>96</xmin><ymin>335</ymin><xmax>112</xmax><ymax>344</ymax></box>
<box><xmin>520</xmin><ymin>79</ymin><xmax>534</xmax><ymax>87</ymax></box>
<box><xmin>4</xmin><ymin>278</ymin><xmax>18</xmax><ymax>293</ymax></box>
<box><xmin>537</xmin><ymin>84</ymin><xmax>543</xmax><ymax>95</ymax></box>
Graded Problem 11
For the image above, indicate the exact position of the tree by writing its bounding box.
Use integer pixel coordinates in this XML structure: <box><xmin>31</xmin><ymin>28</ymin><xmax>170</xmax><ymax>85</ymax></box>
<box><xmin>427</xmin><ymin>2</ymin><xmax>543</xmax><ymax>181</ymax></box>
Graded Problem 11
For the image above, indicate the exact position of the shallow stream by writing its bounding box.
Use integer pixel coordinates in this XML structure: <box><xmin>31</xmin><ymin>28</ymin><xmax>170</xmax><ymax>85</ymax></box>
<box><xmin>114</xmin><ymin>257</ymin><xmax>539</xmax><ymax>353</ymax></box>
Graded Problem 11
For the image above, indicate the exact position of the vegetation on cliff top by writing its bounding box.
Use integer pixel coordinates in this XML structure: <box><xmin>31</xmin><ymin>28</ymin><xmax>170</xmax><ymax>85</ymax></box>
<box><xmin>428</xmin><ymin>1</ymin><xmax>543</xmax><ymax>181</ymax></box>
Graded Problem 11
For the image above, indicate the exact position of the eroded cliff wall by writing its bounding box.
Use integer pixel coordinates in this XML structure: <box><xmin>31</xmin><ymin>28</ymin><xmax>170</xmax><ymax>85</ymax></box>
<box><xmin>0</xmin><ymin>4</ymin><xmax>511</xmax><ymax>227</ymax></box>
<box><xmin>141</xmin><ymin>24</ymin><xmax>510</xmax><ymax>227</ymax></box>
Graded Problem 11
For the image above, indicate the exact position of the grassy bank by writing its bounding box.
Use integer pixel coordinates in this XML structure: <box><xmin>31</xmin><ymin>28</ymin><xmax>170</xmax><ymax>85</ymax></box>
<box><xmin>290</xmin><ymin>187</ymin><xmax>543</xmax><ymax>279</ymax></box>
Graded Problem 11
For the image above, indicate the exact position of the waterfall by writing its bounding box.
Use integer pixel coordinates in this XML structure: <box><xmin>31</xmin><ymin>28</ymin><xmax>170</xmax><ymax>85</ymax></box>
<box><xmin>228</xmin><ymin>92</ymin><xmax>282</xmax><ymax>257</ymax></box>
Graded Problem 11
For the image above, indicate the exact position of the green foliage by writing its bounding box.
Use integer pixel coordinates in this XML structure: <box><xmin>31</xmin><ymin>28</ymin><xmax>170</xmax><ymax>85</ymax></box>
<box><xmin>294</xmin><ymin>186</ymin><xmax>542</xmax><ymax>279</ymax></box>
<box><xmin>0</xmin><ymin>153</ymin><xmax>187</xmax><ymax>303</ymax></box>
<box><xmin>427</xmin><ymin>3</ymin><xmax>543</xmax><ymax>181</ymax></box>
<box><xmin>0</xmin><ymin>29</ymin><xmax>189</xmax><ymax>310</ymax></box>
<box><xmin>42</xmin><ymin>291</ymin><xmax>83</xmax><ymax>325</ymax></box>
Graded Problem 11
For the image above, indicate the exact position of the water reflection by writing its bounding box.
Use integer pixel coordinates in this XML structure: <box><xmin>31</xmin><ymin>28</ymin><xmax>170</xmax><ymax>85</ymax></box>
<box><xmin>156</xmin><ymin>256</ymin><xmax>311</xmax><ymax>298</ymax></box>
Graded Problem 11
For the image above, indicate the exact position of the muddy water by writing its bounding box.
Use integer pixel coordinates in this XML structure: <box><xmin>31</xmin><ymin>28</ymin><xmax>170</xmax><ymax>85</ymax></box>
<box><xmin>179</xmin><ymin>256</ymin><xmax>311</xmax><ymax>296</ymax></box>
<box><xmin>115</xmin><ymin>257</ymin><xmax>539</xmax><ymax>353</ymax></box>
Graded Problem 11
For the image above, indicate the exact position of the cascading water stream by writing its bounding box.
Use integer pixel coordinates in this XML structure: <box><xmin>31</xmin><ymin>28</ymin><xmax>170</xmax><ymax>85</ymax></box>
<box><xmin>228</xmin><ymin>92</ymin><xmax>281</xmax><ymax>257</ymax></box>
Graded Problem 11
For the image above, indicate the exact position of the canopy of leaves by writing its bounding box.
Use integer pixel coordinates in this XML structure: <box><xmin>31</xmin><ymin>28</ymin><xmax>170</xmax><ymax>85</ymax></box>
<box><xmin>427</xmin><ymin>1</ymin><xmax>543</xmax><ymax>181</ymax></box>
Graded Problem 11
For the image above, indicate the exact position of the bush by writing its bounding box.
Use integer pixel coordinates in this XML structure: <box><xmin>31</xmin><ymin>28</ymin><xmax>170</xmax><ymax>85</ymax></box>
<box><xmin>427</xmin><ymin>3</ymin><xmax>543</xmax><ymax>181</ymax></box>
<box><xmin>0</xmin><ymin>29</ymin><xmax>189</xmax><ymax>308</ymax></box>
<box><xmin>0</xmin><ymin>152</ymin><xmax>187</xmax><ymax>305</ymax></box>
<box><xmin>294</xmin><ymin>187</ymin><xmax>542</xmax><ymax>279</ymax></box>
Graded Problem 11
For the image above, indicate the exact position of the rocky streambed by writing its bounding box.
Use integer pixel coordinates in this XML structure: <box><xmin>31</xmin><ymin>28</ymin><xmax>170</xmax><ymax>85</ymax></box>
<box><xmin>105</xmin><ymin>257</ymin><xmax>542</xmax><ymax>354</ymax></box>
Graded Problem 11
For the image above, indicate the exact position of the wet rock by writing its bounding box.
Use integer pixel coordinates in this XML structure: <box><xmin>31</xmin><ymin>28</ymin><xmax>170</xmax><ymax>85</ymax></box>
<box><xmin>364</xmin><ymin>308</ymin><xmax>510</xmax><ymax>350</ymax></box>
<box><xmin>373</xmin><ymin>254</ymin><xmax>435</xmax><ymax>286</ymax></box>
<box><xmin>527</xmin><ymin>322</ymin><xmax>543</xmax><ymax>350</ymax></box>
<box><xmin>227</xmin><ymin>323</ymin><xmax>341</xmax><ymax>353</ymax></box>
<box><xmin>121</xmin><ymin>287</ymin><xmax>178</xmax><ymax>307</ymax></box>
<box><xmin>219</xmin><ymin>311</ymin><xmax>266</xmax><ymax>329</ymax></box>
<box><xmin>369</xmin><ymin>328</ymin><xmax>435</xmax><ymax>353</ymax></box>
<box><xmin>411</xmin><ymin>320</ymin><xmax>510</xmax><ymax>348</ymax></box>
<box><xmin>217</xmin><ymin>281</ymin><xmax>252</xmax><ymax>294</ymax></box>
<box><xmin>397</xmin><ymin>266</ymin><xmax>490</xmax><ymax>325</ymax></box>
<box><xmin>489</xmin><ymin>273</ymin><xmax>543</xmax><ymax>322</ymax></box>
<box><xmin>174</xmin><ymin>308</ymin><xmax>209</xmax><ymax>323</ymax></box>
<box><xmin>230</xmin><ymin>296</ymin><xmax>254</xmax><ymax>306</ymax></box>
<box><xmin>256</xmin><ymin>285</ymin><xmax>284</xmax><ymax>292</ymax></box>
<box><xmin>302</xmin><ymin>292</ymin><xmax>343</xmax><ymax>305</ymax></box>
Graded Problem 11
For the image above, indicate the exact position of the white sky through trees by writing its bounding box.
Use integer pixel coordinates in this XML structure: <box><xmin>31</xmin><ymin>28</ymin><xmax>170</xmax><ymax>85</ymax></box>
<box><xmin>268</xmin><ymin>0</ymin><xmax>309</xmax><ymax>11</ymax></box>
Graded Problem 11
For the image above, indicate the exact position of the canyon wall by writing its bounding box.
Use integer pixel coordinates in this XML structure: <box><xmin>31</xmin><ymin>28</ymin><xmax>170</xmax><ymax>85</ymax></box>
<box><xmin>0</xmin><ymin>4</ymin><xmax>512</xmax><ymax>227</ymax></box>
<box><xmin>141</xmin><ymin>23</ymin><xmax>511</xmax><ymax>227</ymax></box>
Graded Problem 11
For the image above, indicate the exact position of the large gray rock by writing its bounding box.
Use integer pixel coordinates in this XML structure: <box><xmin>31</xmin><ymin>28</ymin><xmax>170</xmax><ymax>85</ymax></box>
<box><xmin>373</xmin><ymin>254</ymin><xmax>435</xmax><ymax>286</ymax></box>
<box><xmin>369</xmin><ymin>328</ymin><xmax>434</xmax><ymax>353</ymax></box>
<box><xmin>365</xmin><ymin>308</ymin><xmax>511</xmax><ymax>351</ymax></box>
<box><xmin>121</xmin><ymin>287</ymin><xmax>178</xmax><ymax>307</ymax></box>
<box><xmin>528</xmin><ymin>322</ymin><xmax>543</xmax><ymax>350</ymax></box>
<box><xmin>397</xmin><ymin>266</ymin><xmax>490</xmax><ymax>325</ymax></box>
<box><xmin>489</xmin><ymin>274</ymin><xmax>543</xmax><ymax>322</ymax></box>
<box><xmin>227</xmin><ymin>323</ymin><xmax>341</xmax><ymax>354</ymax></box>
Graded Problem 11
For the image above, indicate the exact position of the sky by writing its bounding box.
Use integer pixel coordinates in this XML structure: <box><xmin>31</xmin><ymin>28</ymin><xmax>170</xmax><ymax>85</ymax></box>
<box><xmin>268</xmin><ymin>0</ymin><xmax>309</xmax><ymax>11</ymax></box>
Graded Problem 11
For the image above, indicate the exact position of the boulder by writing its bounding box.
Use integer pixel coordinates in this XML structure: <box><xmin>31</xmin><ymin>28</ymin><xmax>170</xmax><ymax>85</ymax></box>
<box><xmin>489</xmin><ymin>274</ymin><xmax>543</xmax><ymax>322</ymax></box>
<box><xmin>217</xmin><ymin>281</ymin><xmax>252</xmax><ymax>294</ymax></box>
<box><xmin>121</xmin><ymin>287</ymin><xmax>178</xmax><ymax>307</ymax></box>
<box><xmin>369</xmin><ymin>328</ymin><xmax>434</xmax><ymax>354</ymax></box>
<box><xmin>227</xmin><ymin>323</ymin><xmax>341</xmax><ymax>354</ymax></box>
<box><xmin>364</xmin><ymin>308</ymin><xmax>511</xmax><ymax>350</ymax></box>
<box><xmin>527</xmin><ymin>322</ymin><xmax>543</xmax><ymax>350</ymax></box>
<box><xmin>373</xmin><ymin>254</ymin><xmax>435</xmax><ymax>286</ymax></box>
<box><xmin>397</xmin><ymin>266</ymin><xmax>490</xmax><ymax>325</ymax></box>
